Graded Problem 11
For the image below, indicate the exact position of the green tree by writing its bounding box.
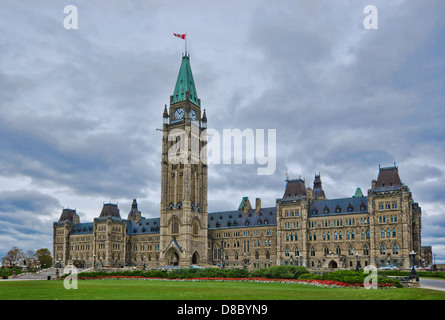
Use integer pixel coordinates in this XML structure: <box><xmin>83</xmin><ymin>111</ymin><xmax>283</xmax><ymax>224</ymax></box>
<box><xmin>35</xmin><ymin>248</ymin><xmax>52</xmax><ymax>269</ymax></box>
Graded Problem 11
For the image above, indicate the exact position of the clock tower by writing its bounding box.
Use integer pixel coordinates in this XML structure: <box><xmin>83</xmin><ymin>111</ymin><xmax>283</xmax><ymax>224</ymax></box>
<box><xmin>160</xmin><ymin>53</ymin><xmax>208</xmax><ymax>267</ymax></box>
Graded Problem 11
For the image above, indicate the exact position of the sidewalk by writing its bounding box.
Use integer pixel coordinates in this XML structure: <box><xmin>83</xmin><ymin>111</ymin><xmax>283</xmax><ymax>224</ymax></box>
<box><xmin>419</xmin><ymin>278</ymin><xmax>445</xmax><ymax>292</ymax></box>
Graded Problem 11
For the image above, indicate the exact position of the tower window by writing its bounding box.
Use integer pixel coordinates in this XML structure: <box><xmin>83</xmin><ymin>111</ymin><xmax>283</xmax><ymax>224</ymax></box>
<box><xmin>171</xmin><ymin>219</ymin><xmax>179</xmax><ymax>234</ymax></box>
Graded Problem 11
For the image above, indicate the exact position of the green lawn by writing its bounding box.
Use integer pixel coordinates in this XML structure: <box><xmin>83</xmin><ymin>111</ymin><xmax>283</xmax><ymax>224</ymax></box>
<box><xmin>1</xmin><ymin>279</ymin><xmax>445</xmax><ymax>300</ymax></box>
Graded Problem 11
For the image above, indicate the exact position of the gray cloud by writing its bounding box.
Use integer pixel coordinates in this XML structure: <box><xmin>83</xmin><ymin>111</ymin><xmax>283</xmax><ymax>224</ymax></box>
<box><xmin>0</xmin><ymin>0</ymin><xmax>444</xmax><ymax>262</ymax></box>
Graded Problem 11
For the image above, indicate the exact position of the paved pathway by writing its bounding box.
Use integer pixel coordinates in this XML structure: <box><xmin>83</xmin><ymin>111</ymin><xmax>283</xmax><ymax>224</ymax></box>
<box><xmin>1</xmin><ymin>267</ymin><xmax>93</xmax><ymax>281</ymax></box>
<box><xmin>420</xmin><ymin>278</ymin><xmax>445</xmax><ymax>291</ymax></box>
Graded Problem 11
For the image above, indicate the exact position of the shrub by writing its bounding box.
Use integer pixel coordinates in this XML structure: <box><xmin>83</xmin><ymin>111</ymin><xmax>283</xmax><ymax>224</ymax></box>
<box><xmin>0</xmin><ymin>268</ymin><xmax>23</xmax><ymax>279</ymax></box>
<box><xmin>296</xmin><ymin>270</ymin><xmax>403</xmax><ymax>288</ymax></box>
<box><xmin>297</xmin><ymin>273</ymin><xmax>321</xmax><ymax>280</ymax></box>
<box><xmin>249</xmin><ymin>266</ymin><xmax>309</xmax><ymax>279</ymax></box>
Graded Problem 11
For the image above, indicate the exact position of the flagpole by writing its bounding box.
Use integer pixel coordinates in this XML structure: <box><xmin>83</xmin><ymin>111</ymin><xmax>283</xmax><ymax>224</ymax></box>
<box><xmin>185</xmin><ymin>33</ymin><xmax>188</xmax><ymax>55</ymax></box>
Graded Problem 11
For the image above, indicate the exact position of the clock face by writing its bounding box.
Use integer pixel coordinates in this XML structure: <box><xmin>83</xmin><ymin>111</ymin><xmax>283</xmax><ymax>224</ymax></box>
<box><xmin>190</xmin><ymin>109</ymin><xmax>197</xmax><ymax>121</ymax></box>
<box><xmin>174</xmin><ymin>108</ymin><xmax>184</xmax><ymax>120</ymax></box>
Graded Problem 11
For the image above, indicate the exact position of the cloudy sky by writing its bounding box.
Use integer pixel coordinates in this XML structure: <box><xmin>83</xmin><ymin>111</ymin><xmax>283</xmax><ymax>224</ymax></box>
<box><xmin>0</xmin><ymin>0</ymin><xmax>444</xmax><ymax>263</ymax></box>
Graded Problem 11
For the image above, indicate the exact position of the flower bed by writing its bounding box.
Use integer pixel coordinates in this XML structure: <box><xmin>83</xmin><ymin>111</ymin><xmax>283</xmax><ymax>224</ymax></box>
<box><xmin>76</xmin><ymin>275</ymin><xmax>395</xmax><ymax>289</ymax></box>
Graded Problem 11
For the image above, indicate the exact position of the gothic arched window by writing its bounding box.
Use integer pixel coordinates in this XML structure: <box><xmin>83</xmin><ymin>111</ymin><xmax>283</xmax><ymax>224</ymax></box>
<box><xmin>171</xmin><ymin>218</ymin><xmax>179</xmax><ymax>234</ymax></box>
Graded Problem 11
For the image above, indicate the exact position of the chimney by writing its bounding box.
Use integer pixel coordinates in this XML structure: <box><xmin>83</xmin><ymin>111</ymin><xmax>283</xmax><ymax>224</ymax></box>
<box><xmin>255</xmin><ymin>198</ymin><xmax>261</xmax><ymax>213</ymax></box>
<box><xmin>372</xmin><ymin>180</ymin><xmax>377</xmax><ymax>189</ymax></box>
<box><xmin>243</xmin><ymin>198</ymin><xmax>251</xmax><ymax>215</ymax></box>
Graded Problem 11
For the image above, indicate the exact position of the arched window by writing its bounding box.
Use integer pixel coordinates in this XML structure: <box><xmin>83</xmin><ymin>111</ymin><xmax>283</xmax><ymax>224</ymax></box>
<box><xmin>381</xmin><ymin>229</ymin><xmax>385</xmax><ymax>238</ymax></box>
<box><xmin>336</xmin><ymin>246</ymin><xmax>341</xmax><ymax>255</ymax></box>
<box><xmin>310</xmin><ymin>247</ymin><xmax>315</xmax><ymax>256</ymax></box>
<box><xmin>192</xmin><ymin>220</ymin><xmax>199</xmax><ymax>236</ymax></box>
<box><xmin>285</xmin><ymin>246</ymin><xmax>290</xmax><ymax>257</ymax></box>
<box><xmin>348</xmin><ymin>246</ymin><xmax>354</xmax><ymax>256</ymax></box>
<box><xmin>392</xmin><ymin>228</ymin><xmax>396</xmax><ymax>237</ymax></box>
<box><xmin>361</xmin><ymin>230</ymin><xmax>365</xmax><ymax>239</ymax></box>
<box><xmin>363</xmin><ymin>245</ymin><xmax>369</xmax><ymax>256</ymax></box>
<box><xmin>392</xmin><ymin>244</ymin><xmax>399</xmax><ymax>255</ymax></box>
<box><xmin>324</xmin><ymin>247</ymin><xmax>329</xmax><ymax>256</ymax></box>
<box><xmin>380</xmin><ymin>244</ymin><xmax>386</xmax><ymax>255</ymax></box>
<box><xmin>255</xmin><ymin>251</ymin><xmax>259</xmax><ymax>260</ymax></box>
<box><xmin>171</xmin><ymin>218</ymin><xmax>179</xmax><ymax>234</ymax></box>
<box><xmin>387</xmin><ymin>229</ymin><xmax>391</xmax><ymax>238</ymax></box>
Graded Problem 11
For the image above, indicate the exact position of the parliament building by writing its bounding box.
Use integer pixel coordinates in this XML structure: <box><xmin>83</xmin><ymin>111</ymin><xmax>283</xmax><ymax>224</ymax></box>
<box><xmin>53</xmin><ymin>54</ymin><xmax>430</xmax><ymax>271</ymax></box>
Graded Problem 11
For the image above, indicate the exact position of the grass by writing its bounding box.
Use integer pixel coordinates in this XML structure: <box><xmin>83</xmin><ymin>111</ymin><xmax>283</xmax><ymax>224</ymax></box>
<box><xmin>1</xmin><ymin>279</ymin><xmax>445</xmax><ymax>300</ymax></box>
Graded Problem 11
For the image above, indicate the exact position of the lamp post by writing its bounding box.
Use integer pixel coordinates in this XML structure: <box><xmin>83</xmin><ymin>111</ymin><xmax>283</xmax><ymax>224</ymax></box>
<box><xmin>433</xmin><ymin>253</ymin><xmax>437</xmax><ymax>271</ymax></box>
<box><xmin>409</xmin><ymin>251</ymin><xmax>418</xmax><ymax>280</ymax></box>
<box><xmin>355</xmin><ymin>253</ymin><xmax>361</xmax><ymax>271</ymax></box>
<box><xmin>143</xmin><ymin>256</ymin><xmax>146</xmax><ymax>270</ymax></box>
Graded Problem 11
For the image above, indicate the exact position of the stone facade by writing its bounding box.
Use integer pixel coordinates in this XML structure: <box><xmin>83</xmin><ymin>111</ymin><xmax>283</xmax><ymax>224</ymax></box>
<box><xmin>52</xmin><ymin>54</ymin><xmax>428</xmax><ymax>271</ymax></box>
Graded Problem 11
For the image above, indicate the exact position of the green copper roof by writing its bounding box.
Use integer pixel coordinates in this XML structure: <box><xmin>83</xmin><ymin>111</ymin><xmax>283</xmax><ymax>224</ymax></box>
<box><xmin>172</xmin><ymin>54</ymin><xmax>199</xmax><ymax>107</ymax></box>
<box><xmin>238</xmin><ymin>197</ymin><xmax>251</xmax><ymax>210</ymax></box>
<box><xmin>353</xmin><ymin>188</ymin><xmax>364</xmax><ymax>198</ymax></box>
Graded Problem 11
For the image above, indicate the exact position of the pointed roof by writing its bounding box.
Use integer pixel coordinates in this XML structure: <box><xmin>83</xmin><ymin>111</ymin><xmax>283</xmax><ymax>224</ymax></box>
<box><xmin>99</xmin><ymin>203</ymin><xmax>121</xmax><ymax>219</ymax></box>
<box><xmin>282</xmin><ymin>178</ymin><xmax>307</xmax><ymax>201</ymax></box>
<box><xmin>353</xmin><ymin>188</ymin><xmax>364</xmax><ymax>198</ymax></box>
<box><xmin>58</xmin><ymin>208</ymin><xmax>77</xmax><ymax>223</ymax></box>
<box><xmin>374</xmin><ymin>165</ymin><xmax>402</xmax><ymax>190</ymax></box>
<box><xmin>313</xmin><ymin>174</ymin><xmax>326</xmax><ymax>199</ymax></box>
<box><xmin>172</xmin><ymin>54</ymin><xmax>199</xmax><ymax>107</ymax></box>
<box><xmin>238</xmin><ymin>197</ymin><xmax>251</xmax><ymax>211</ymax></box>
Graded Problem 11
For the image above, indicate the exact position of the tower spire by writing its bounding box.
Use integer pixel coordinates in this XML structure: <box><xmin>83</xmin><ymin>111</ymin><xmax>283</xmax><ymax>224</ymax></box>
<box><xmin>171</xmin><ymin>54</ymin><xmax>199</xmax><ymax>107</ymax></box>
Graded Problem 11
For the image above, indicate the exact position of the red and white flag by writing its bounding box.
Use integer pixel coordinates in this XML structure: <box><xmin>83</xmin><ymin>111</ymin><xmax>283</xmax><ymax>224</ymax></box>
<box><xmin>174</xmin><ymin>33</ymin><xmax>186</xmax><ymax>39</ymax></box>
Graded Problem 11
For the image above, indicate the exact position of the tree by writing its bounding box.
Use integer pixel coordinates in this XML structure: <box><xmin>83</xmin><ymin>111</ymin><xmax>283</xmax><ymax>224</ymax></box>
<box><xmin>1</xmin><ymin>247</ymin><xmax>25</xmax><ymax>268</ymax></box>
<box><xmin>35</xmin><ymin>248</ymin><xmax>52</xmax><ymax>269</ymax></box>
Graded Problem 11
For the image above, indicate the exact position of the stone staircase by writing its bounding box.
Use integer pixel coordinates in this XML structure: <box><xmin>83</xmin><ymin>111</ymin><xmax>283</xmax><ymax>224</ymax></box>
<box><xmin>13</xmin><ymin>268</ymin><xmax>58</xmax><ymax>280</ymax></box>
<box><xmin>13</xmin><ymin>267</ymin><xmax>94</xmax><ymax>280</ymax></box>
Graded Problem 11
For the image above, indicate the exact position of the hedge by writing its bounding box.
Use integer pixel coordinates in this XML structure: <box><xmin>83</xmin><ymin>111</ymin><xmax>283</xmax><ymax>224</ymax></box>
<box><xmin>249</xmin><ymin>265</ymin><xmax>309</xmax><ymax>279</ymax></box>
<box><xmin>298</xmin><ymin>270</ymin><xmax>403</xmax><ymax>288</ymax></box>
<box><xmin>66</xmin><ymin>267</ymin><xmax>402</xmax><ymax>287</ymax></box>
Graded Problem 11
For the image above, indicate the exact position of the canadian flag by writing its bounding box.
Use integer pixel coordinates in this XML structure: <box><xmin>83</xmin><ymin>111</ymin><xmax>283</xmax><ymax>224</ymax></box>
<box><xmin>173</xmin><ymin>33</ymin><xmax>186</xmax><ymax>39</ymax></box>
